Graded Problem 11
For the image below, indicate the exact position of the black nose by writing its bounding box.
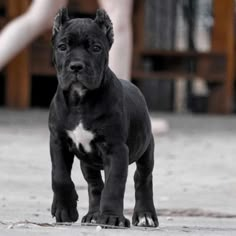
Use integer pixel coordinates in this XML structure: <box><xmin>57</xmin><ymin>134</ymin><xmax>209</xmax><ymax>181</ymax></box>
<box><xmin>69</xmin><ymin>61</ymin><xmax>85</xmax><ymax>73</ymax></box>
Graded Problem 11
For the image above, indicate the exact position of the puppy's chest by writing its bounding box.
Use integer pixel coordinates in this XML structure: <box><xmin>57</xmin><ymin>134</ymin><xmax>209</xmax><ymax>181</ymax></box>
<box><xmin>66</xmin><ymin>122</ymin><xmax>95</xmax><ymax>153</ymax></box>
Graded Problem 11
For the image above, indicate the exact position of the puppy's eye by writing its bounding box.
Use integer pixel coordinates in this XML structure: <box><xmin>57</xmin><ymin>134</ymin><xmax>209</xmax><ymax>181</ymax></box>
<box><xmin>92</xmin><ymin>45</ymin><xmax>102</xmax><ymax>52</ymax></box>
<box><xmin>58</xmin><ymin>43</ymin><xmax>67</xmax><ymax>51</ymax></box>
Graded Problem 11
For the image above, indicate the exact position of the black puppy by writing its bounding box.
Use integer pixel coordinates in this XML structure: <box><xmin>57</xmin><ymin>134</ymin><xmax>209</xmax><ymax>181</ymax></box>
<box><xmin>49</xmin><ymin>8</ymin><xmax>158</xmax><ymax>228</ymax></box>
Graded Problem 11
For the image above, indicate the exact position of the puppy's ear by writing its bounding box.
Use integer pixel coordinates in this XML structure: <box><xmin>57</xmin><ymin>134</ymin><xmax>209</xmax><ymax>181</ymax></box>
<box><xmin>52</xmin><ymin>8</ymin><xmax>69</xmax><ymax>36</ymax></box>
<box><xmin>94</xmin><ymin>9</ymin><xmax>114</xmax><ymax>48</ymax></box>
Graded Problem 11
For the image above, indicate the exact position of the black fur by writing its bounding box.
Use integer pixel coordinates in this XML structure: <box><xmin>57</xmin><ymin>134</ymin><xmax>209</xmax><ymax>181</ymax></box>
<box><xmin>49</xmin><ymin>8</ymin><xmax>158</xmax><ymax>227</ymax></box>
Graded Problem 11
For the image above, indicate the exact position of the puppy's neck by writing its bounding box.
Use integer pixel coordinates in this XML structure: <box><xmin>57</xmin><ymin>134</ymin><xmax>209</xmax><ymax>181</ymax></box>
<box><xmin>63</xmin><ymin>87</ymin><xmax>83</xmax><ymax>107</ymax></box>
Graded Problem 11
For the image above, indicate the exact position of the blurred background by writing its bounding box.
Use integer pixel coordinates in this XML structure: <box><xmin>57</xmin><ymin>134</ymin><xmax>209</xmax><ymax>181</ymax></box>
<box><xmin>0</xmin><ymin>1</ymin><xmax>236</xmax><ymax>234</ymax></box>
<box><xmin>0</xmin><ymin>0</ymin><xmax>235</xmax><ymax>114</ymax></box>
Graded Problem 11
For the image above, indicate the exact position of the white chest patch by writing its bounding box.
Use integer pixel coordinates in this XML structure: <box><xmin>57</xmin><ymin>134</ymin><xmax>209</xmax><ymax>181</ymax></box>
<box><xmin>66</xmin><ymin>123</ymin><xmax>94</xmax><ymax>153</ymax></box>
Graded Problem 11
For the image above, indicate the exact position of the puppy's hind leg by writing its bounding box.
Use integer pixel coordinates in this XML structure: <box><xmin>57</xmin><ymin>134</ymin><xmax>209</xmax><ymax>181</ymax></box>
<box><xmin>132</xmin><ymin>136</ymin><xmax>159</xmax><ymax>227</ymax></box>
<box><xmin>80</xmin><ymin>162</ymin><xmax>104</xmax><ymax>224</ymax></box>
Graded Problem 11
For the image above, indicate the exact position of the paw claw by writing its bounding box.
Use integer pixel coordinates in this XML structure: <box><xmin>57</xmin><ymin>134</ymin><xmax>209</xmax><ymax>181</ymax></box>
<box><xmin>133</xmin><ymin>212</ymin><xmax>158</xmax><ymax>227</ymax></box>
<box><xmin>82</xmin><ymin>212</ymin><xmax>99</xmax><ymax>224</ymax></box>
<box><xmin>97</xmin><ymin>214</ymin><xmax>130</xmax><ymax>228</ymax></box>
<box><xmin>51</xmin><ymin>194</ymin><xmax>79</xmax><ymax>223</ymax></box>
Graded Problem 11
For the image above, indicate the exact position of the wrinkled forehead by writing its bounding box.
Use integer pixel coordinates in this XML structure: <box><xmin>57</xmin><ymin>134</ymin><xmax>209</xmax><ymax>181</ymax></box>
<box><xmin>56</xmin><ymin>18</ymin><xmax>108</xmax><ymax>46</ymax></box>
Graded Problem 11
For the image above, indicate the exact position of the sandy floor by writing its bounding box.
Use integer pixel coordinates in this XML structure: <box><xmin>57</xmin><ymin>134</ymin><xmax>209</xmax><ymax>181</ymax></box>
<box><xmin>0</xmin><ymin>109</ymin><xmax>236</xmax><ymax>235</ymax></box>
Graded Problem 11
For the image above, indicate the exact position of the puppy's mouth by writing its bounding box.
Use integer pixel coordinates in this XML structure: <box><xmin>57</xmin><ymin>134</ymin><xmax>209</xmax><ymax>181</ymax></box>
<box><xmin>74</xmin><ymin>73</ymin><xmax>96</xmax><ymax>90</ymax></box>
<box><xmin>60</xmin><ymin>71</ymin><xmax>94</xmax><ymax>92</ymax></box>
<box><xmin>67</xmin><ymin>73</ymin><xmax>87</xmax><ymax>88</ymax></box>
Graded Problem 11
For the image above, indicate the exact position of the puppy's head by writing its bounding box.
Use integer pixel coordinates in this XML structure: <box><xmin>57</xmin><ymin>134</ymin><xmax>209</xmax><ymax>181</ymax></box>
<box><xmin>52</xmin><ymin>8</ymin><xmax>114</xmax><ymax>92</ymax></box>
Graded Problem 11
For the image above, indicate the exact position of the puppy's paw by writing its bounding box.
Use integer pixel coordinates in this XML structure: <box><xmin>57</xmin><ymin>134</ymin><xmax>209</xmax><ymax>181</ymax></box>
<box><xmin>97</xmin><ymin>214</ymin><xmax>130</xmax><ymax>228</ymax></box>
<box><xmin>81</xmin><ymin>212</ymin><xmax>99</xmax><ymax>224</ymax></box>
<box><xmin>51</xmin><ymin>193</ymin><xmax>78</xmax><ymax>223</ymax></box>
<box><xmin>53</xmin><ymin>205</ymin><xmax>78</xmax><ymax>223</ymax></box>
<box><xmin>132</xmin><ymin>212</ymin><xmax>158</xmax><ymax>227</ymax></box>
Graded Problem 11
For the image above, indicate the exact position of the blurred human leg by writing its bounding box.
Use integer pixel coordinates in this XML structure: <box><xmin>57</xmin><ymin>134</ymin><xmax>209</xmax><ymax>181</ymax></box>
<box><xmin>0</xmin><ymin>0</ymin><xmax>68</xmax><ymax>69</ymax></box>
<box><xmin>98</xmin><ymin>0</ymin><xmax>133</xmax><ymax>81</ymax></box>
<box><xmin>99</xmin><ymin>0</ymin><xmax>168</xmax><ymax>134</ymax></box>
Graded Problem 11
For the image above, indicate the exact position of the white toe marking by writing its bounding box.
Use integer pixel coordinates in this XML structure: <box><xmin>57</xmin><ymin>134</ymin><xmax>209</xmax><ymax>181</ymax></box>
<box><xmin>137</xmin><ymin>216</ymin><xmax>146</xmax><ymax>226</ymax></box>
<box><xmin>147</xmin><ymin>217</ymin><xmax>155</xmax><ymax>226</ymax></box>
<box><xmin>67</xmin><ymin>123</ymin><xmax>94</xmax><ymax>153</ymax></box>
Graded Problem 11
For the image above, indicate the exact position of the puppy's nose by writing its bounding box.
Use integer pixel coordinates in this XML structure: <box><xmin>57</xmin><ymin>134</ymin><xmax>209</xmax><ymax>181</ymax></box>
<box><xmin>69</xmin><ymin>61</ymin><xmax>85</xmax><ymax>73</ymax></box>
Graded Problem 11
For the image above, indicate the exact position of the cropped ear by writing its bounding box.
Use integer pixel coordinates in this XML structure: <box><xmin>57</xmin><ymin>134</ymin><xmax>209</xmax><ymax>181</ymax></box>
<box><xmin>94</xmin><ymin>9</ymin><xmax>114</xmax><ymax>48</ymax></box>
<box><xmin>52</xmin><ymin>8</ymin><xmax>69</xmax><ymax>36</ymax></box>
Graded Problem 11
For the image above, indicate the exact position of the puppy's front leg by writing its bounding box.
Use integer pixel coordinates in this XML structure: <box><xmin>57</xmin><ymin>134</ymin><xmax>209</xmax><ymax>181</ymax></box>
<box><xmin>98</xmin><ymin>143</ymin><xmax>130</xmax><ymax>227</ymax></box>
<box><xmin>50</xmin><ymin>134</ymin><xmax>78</xmax><ymax>222</ymax></box>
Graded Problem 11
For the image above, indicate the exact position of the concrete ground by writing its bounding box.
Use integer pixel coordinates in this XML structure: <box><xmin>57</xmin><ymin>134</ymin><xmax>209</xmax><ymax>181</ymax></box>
<box><xmin>0</xmin><ymin>109</ymin><xmax>236</xmax><ymax>235</ymax></box>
